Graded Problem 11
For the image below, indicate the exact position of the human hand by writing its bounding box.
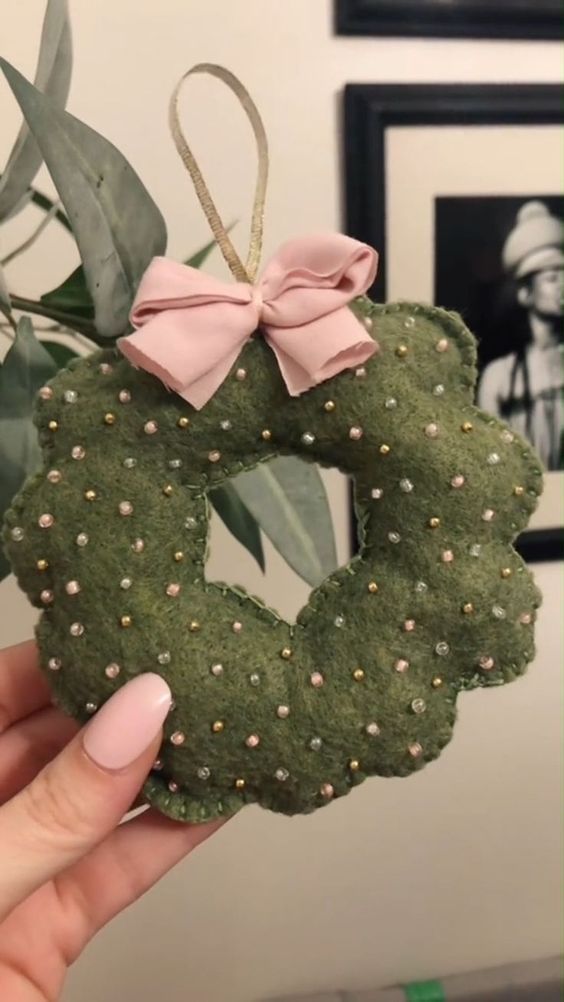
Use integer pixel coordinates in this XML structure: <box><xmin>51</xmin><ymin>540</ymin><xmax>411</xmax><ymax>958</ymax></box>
<box><xmin>0</xmin><ymin>641</ymin><xmax>223</xmax><ymax>1001</ymax></box>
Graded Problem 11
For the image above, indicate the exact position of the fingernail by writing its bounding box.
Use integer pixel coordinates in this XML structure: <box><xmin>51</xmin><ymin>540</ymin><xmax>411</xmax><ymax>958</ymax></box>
<box><xmin>82</xmin><ymin>673</ymin><xmax>172</xmax><ymax>770</ymax></box>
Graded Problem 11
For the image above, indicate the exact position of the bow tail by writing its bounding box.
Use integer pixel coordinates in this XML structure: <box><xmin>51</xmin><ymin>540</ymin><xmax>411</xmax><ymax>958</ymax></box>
<box><xmin>265</xmin><ymin>306</ymin><xmax>378</xmax><ymax>396</ymax></box>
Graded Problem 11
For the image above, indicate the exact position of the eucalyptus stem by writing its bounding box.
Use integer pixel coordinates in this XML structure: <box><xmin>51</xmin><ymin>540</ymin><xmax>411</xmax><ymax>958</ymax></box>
<box><xmin>9</xmin><ymin>294</ymin><xmax>101</xmax><ymax>339</ymax></box>
<box><xmin>1</xmin><ymin>201</ymin><xmax>61</xmax><ymax>266</ymax></box>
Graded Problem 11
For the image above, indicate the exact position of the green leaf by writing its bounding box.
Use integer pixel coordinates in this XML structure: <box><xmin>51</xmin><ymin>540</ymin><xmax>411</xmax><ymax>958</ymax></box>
<box><xmin>0</xmin><ymin>59</ymin><xmax>167</xmax><ymax>338</ymax></box>
<box><xmin>40</xmin><ymin>339</ymin><xmax>79</xmax><ymax>369</ymax></box>
<box><xmin>184</xmin><ymin>237</ymin><xmax>218</xmax><ymax>269</ymax></box>
<box><xmin>41</xmin><ymin>265</ymin><xmax>94</xmax><ymax>319</ymax></box>
<box><xmin>210</xmin><ymin>482</ymin><xmax>265</xmax><ymax>572</ymax></box>
<box><xmin>231</xmin><ymin>457</ymin><xmax>337</xmax><ymax>587</ymax></box>
<box><xmin>0</xmin><ymin>0</ymin><xmax>72</xmax><ymax>221</ymax></box>
<box><xmin>0</xmin><ymin>316</ymin><xmax>58</xmax><ymax>580</ymax></box>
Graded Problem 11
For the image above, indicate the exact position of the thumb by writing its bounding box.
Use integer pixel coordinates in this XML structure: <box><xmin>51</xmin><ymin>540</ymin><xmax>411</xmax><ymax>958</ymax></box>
<box><xmin>0</xmin><ymin>672</ymin><xmax>171</xmax><ymax>920</ymax></box>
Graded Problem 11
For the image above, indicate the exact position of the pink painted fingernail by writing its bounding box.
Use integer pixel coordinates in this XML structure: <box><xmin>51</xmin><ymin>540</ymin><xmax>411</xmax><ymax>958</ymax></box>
<box><xmin>82</xmin><ymin>673</ymin><xmax>172</xmax><ymax>770</ymax></box>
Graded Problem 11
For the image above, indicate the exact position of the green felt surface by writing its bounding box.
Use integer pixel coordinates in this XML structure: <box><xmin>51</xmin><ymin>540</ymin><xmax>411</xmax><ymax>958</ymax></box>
<box><xmin>2</xmin><ymin>299</ymin><xmax>543</xmax><ymax>822</ymax></box>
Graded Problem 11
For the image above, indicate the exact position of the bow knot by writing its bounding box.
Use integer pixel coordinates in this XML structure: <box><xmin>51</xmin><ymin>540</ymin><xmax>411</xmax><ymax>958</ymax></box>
<box><xmin>118</xmin><ymin>233</ymin><xmax>378</xmax><ymax>410</ymax></box>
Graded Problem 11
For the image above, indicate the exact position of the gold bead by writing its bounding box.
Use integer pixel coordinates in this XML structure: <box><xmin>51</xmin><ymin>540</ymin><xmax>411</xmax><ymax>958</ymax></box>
<box><xmin>379</xmin><ymin>444</ymin><xmax>391</xmax><ymax>456</ymax></box>
<box><xmin>177</xmin><ymin>416</ymin><xmax>190</xmax><ymax>428</ymax></box>
<box><xmin>120</xmin><ymin>615</ymin><xmax>132</xmax><ymax>628</ymax></box>
<box><xmin>429</xmin><ymin>517</ymin><xmax>440</xmax><ymax>529</ymax></box>
<box><xmin>84</xmin><ymin>489</ymin><xmax>97</xmax><ymax>501</ymax></box>
<box><xmin>173</xmin><ymin>551</ymin><xmax>184</xmax><ymax>562</ymax></box>
<box><xmin>235</xmin><ymin>778</ymin><xmax>246</xmax><ymax>790</ymax></box>
<box><xmin>431</xmin><ymin>676</ymin><xmax>443</xmax><ymax>689</ymax></box>
<box><xmin>48</xmin><ymin>420</ymin><xmax>58</xmax><ymax>431</ymax></box>
<box><xmin>261</xmin><ymin>429</ymin><xmax>272</xmax><ymax>441</ymax></box>
<box><xmin>462</xmin><ymin>602</ymin><xmax>474</xmax><ymax>614</ymax></box>
<box><xmin>36</xmin><ymin>559</ymin><xmax>49</xmax><ymax>571</ymax></box>
<box><xmin>212</xmin><ymin>720</ymin><xmax>225</xmax><ymax>734</ymax></box>
<box><xmin>104</xmin><ymin>412</ymin><xmax>116</xmax><ymax>425</ymax></box>
<box><xmin>514</xmin><ymin>485</ymin><xmax>525</xmax><ymax>496</ymax></box>
<box><xmin>281</xmin><ymin>647</ymin><xmax>293</xmax><ymax>660</ymax></box>
<box><xmin>323</xmin><ymin>400</ymin><xmax>336</xmax><ymax>412</ymax></box>
<box><xmin>461</xmin><ymin>421</ymin><xmax>473</xmax><ymax>433</ymax></box>
<box><xmin>501</xmin><ymin>567</ymin><xmax>512</xmax><ymax>579</ymax></box>
<box><xmin>353</xmin><ymin>667</ymin><xmax>365</xmax><ymax>682</ymax></box>
<box><xmin>395</xmin><ymin>344</ymin><xmax>408</xmax><ymax>358</ymax></box>
<box><xmin>162</xmin><ymin>484</ymin><xmax>174</xmax><ymax>496</ymax></box>
<box><xmin>189</xmin><ymin>620</ymin><xmax>201</xmax><ymax>632</ymax></box>
<box><xmin>367</xmin><ymin>580</ymin><xmax>378</xmax><ymax>593</ymax></box>
<box><xmin>349</xmin><ymin>758</ymin><xmax>360</xmax><ymax>772</ymax></box>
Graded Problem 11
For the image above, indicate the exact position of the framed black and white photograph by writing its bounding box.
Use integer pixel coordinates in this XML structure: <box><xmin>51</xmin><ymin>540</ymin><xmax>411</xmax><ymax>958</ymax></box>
<box><xmin>343</xmin><ymin>84</ymin><xmax>563</xmax><ymax>561</ymax></box>
<box><xmin>335</xmin><ymin>0</ymin><xmax>564</xmax><ymax>41</ymax></box>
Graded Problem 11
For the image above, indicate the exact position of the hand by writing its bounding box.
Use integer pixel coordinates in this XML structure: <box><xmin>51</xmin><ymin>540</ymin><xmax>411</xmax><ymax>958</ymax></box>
<box><xmin>0</xmin><ymin>641</ymin><xmax>223</xmax><ymax>1001</ymax></box>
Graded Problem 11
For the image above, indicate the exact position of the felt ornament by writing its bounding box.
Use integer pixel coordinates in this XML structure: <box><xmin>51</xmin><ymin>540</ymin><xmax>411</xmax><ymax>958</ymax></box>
<box><xmin>3</xmin><ymin>66</ymin><xmax>543</xmax><ymax>823</ymax></box>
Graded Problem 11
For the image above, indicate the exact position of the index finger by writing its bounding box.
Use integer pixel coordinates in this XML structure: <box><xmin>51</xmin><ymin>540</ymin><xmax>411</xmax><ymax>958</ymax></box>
<box><xmin>0</xmin><ymin>640</ymin><xmax>53</xmax><ymax>734</ymax></box>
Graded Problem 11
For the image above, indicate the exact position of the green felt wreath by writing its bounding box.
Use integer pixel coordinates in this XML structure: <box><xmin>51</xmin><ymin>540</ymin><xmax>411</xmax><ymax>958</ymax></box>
<box><xmin>3</xmin><ymin>298</ymin><xmax>543</xmax><ymax>822</ymax></box>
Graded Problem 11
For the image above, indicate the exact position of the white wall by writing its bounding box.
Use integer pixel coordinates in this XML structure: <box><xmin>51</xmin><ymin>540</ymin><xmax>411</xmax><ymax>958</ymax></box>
<box><xmin>1</xmin><ymin>2</ymin><xmax>562</xmax><ymax>1000</ymax></box>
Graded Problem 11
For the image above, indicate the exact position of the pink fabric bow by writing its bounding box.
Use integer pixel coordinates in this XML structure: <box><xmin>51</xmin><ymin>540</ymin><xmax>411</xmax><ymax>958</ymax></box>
<box><xmin>118</xmin><ymin>233</ymin><xmax>378</xmax><ymax>410</ymax></box>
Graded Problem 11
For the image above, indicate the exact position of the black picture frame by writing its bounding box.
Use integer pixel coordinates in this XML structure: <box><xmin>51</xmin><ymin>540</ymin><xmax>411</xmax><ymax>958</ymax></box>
<box><xmin>335</xmin><ymin>0</ymin><xmax>563</xmax><ymax>41</ymax></box>
<box><xmin>343</xmin><ymin>83</ymin><xmax>563</xmax><ymax>563</ymax></box>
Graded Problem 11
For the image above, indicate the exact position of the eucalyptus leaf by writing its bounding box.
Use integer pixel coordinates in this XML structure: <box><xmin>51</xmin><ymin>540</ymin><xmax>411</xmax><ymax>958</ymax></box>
<box><xmin>41</xmin><ymin>339</ymin><xmax>79</xmax><ymax>369</ymax></box>
<box><xmin>0</xmin><ymin>59</ymin><xmax>167</xmax><ymax>338</ymax></box>
<box><xmin>41</xmin><ymin>265</ymin><xmax>94</xmax><ymax>319</ymax></box>
<box><xmin>0</xmin><ymin>316</ymin><xmax>58</xmax><ymax>580</ymax></box>
<box><xmin>232</xmin><ymin>457</ymin><xmax>337</xmax><ymax>587</ymax></box>
<box><xmin>210</xmin><ymin>482</ymin><xmax>265</xmax><ymax>572</ymax></box>
<box><xmin>0</xmin><ymin>0</ymin><xmax>72</xmax><ymax>221</ymax></box>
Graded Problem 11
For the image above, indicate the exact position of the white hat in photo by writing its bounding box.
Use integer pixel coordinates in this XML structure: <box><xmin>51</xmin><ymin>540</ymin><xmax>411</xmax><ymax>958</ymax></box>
<box><xmin>502</xmin><ymin>200</ymin><xmax>564</xmax><ymax>280</ymax></box>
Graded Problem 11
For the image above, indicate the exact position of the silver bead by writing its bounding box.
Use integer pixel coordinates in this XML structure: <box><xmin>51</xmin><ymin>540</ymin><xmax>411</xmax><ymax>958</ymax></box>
<box><xmin>425</xmin><ymin>423</ymin><xmax>439</xmax><ymax>438</ymax></box>
<box><xmin>85</xmin><ymin>701</ymin><xmax>98</xmax><ymax>714</ymax></box>
<box><xmin>501</xmin><ymin>429</ymin><xmax>514</xmax><ymax>444</ymax></box>
<box><xmin>64</xmin><ymin>389</ymin><xmax>78</xmax><ymax>404</ymax></box>
<box><xmin>411</xmin><ymin>698</ymin><xmax>426</xmax><ymax>715</ymax></box>
<box><xmin>435</xmin><ymin>641</ymin><xmax>450</xmax><ymax>656</ymax></box>
<box><xmin>72</xmin><ymin>445</ymin><xmax>86</xmax><ymax>460</ymax></box>
<box><xmin>470</xmin><ymin>543</ymin><xmax>482</xmax><ymax>557</ymax></box>
<box><xmin>220</xmin><ymin>419</ymin><xmax>232</xmax><ymax>431</ymax></box>
<box><xmin>365</xmin><ymin>722</ymin><xmax>380</xmax><ymax>737</ymax></box>
<box><xmin>349</xmin><ymin>425</ymin><xmax>363</xmax><ymax>441</ymax></box>
<box><xmin>118</xmin><ymin>389</ymin><xmax>131</xmax><ymax>403</ymax></box>
<box><xmin>492</xmin><ymin>605</ymin><xmax>506</xmax><ymax>619</ymax></box>
<box><xmin>249</xmin><ymin>672</ymin><xmax>261</xmax><ymax>686</ymax></box>
<box><xmin>388</xmin><ymin>531</ymin><xmax>401</xmax><ymax>544</ymax></box>
<box><xmin>275</xmin><ymin>767</ymin><xmax>289</xmax><ymax>782</ymax></box>
<box><xmin>435</xmin><ymin>338</ymin><xmax>449</xmax><ymax>353</ymax></box>
<box><xmin>399</xmin><ymin>478</ymin><xmax>414</xmax><ymax>493</ymax></box>
<box><xmin>277</xmin><ymin>704</ymin><xmax>290</xmax><ymax>718</ymax></box>
<box><xmin>482</xmin><ymin>508</ymin><xmax>495</xmax><ymax>522</ymax></box>
<box><xmin>309</xmin><ymin>736</ymin><xmax>323</xmax><ymax>751</ymax></box>
<box><xmin>48</xmin><ymin>657</ymin><xmax>62</xmax><ymax>671</ymax></box>
<box><xmin>168</xmin><ymin>458</ymin><xmax>182</xmax><ymax>469</ymax></box>
<box><xmin>235</xmin><ymin>367</ymin><xmax>247</xmax><ymax>381</ymax></box>
<box><xmin>47</xmin><ymin>469</ymin><xmax>62</xmax><ymax>484</ymax></box>
<box><xmin>105</xmin><ymin>662</ymin><xmax>120</xmax><ymax>678</ymax></box>
<box><xmin>170</xmin><ymin>730</ymin><xmax>186</xmax><ymax>746</ymax></box>
<box><xmin>415</xmin><ymin>581</ymin><xmax>428</xmax><ymax>594</ymax></box>
<box><xmin>301</xmin><ymin>432</ymin><xmax>315</xmax><ymax>446</ymax></box>
<box><xmin>153</xmin><ymin>759</ymin><xmax>164</xmax><ymax>771</ymax></box>
<box><xmin>10</xmin><ymin>526</ymin><xmax>24</xmax><ymax>541</ymax></box>
<box><xmin>168</xmin><ymin>780</ymin><xmax>179</xmax><ymax>793</ymax></box>
<box><xmin>158</xmin><ymin>651</ymin><xmax>171</xmax><ymax>665</ymax></box>
<box><xmin>355</xmin><ymin>366</ymin><xmax>367</xmax><ymax>379</ymax></box>
<box><xmin>120</xmin><ymin>577</ymin><xmax>132</xmax><ymax>590</ymax></box>
<box><xmin>487</xmin><ymin>452</ymin><xmax>500</xmax><ymax>466</ymax></box>
<box><xmin>385</xmin><ymin>397</ymin><xmax>397</xmax><ymax>410</ymax></box>
<box><xmin>119</xmin><ymin>501</ymin><xmax>133</xmax><ymax>516</ymax></box>
<box><xmin>404</xmin><ymin>315</ymin><xmax>416</xmax><ymax>329</ymax></box>
<box><xmin>334</xmin><ymin>614</ymin><xmax>345</xmax><ymax>628</ymax></box>
<box><xmin>197</xmin><ymin>766</ymin><xmax>211</xmax><ymax>780</ymax></box>
<box><xmin>451</xmin><ymin>474</ymin><xmax>465</xmax><ymax>488</ymax></box>
<box><xmin>371</xmin><ymin>488</ymin><xmax>383</xmax><ymax>500</ymax></box>
<box><xmin>38</xmin><ymin>513</ymin><xmax>54</xmax><ymax>529</ymax></box>
<box><xmin>433</xmin><ymin>384</ymin><xmax>445</xmax><ymax>397</ymax></box>
<box><xmin>76</xmin><ymin>532</ymin><xmax>89</xmax><ymax>547</ymax></box>
<box><xmin>65</xmin><ymin>580</ymin><xmax>81</xmax><ymax>595</ymax></box>
<box><xmin>70</xmin><ymin>622</ymin><xmax>85</xmax><ymax>637</ymax></box>
<box><xmin>123</xmin><ymin>457</ymin><xmax>137</xmax><ymax>469</ymax></box>
<box><xmin>211</xmin><ymin>663</ymin><xmax>224</xmax><ymax>677</ymax></box>
<box><xmin>185</xmin><ymin>516</ymin><xmax>197</xmax><ymax>530</ymax></box>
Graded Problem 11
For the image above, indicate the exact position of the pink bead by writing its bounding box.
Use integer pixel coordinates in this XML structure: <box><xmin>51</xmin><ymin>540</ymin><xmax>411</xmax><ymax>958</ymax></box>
<box><xmin>408</xmin><ymin>742</ymin><xmax>423</xmax><ymax>758</ymax></box>
<box><xmin>451</xmin><ymin>474</ymin><xmax>465</xmax><ymax>488</ymax></box>
<box><xmin>38</xmin><ymin>513</ymin><xmax>54</xmax><ymax>529</ymax></box>
<box><xmin>311</xmin><ymin>672</ymin><xmax>324</xmax><ymax>688</ymax></box>
<box><xmin>320</xmin><ymin>783</ymin><xmax>334</xmax><ymax>799</ymax></box>
<box><xmin>166</xmin><ymin>583</ymin><xmax>181</xmax><ymax>597</ymax></box>
<box><xmin>435</xmin><ymin>338</ymin><xmax>449</xmax><ymax>353</ymax></box>
<box><xmin>442</xmin><ymin>549</ymin><xmax>454</xmax><ymax>563</ymax></box>
<box><xmin>119</xmin><ymin>501</ymin><xmax>133</xmax><ymax>516</ymax></box>
<box><xmin>403</xmin><ymin>619</ymin><xmax>415</xmax><ymax>632</ymax></box>
<box><xmin>144</xmin><ymin>420</ymin><xmax>158</xmax><ymax>435</ymax></box>
<box><xmin>245</xmin><ymin>734</ymin><xmax>260</xmax><ymax>748</ymax></box>
<box><xmin>395</xmin><ymin>658</ymin><xmax>409</xmax><ymax>673</ymax></box>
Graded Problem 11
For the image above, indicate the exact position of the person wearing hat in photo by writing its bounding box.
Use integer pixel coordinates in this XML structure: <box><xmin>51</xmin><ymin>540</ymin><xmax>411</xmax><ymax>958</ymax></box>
<box><xmin>478</xmin><ymin>200</ymin><xmax>563</xmax><ymax>471</ymax></box>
